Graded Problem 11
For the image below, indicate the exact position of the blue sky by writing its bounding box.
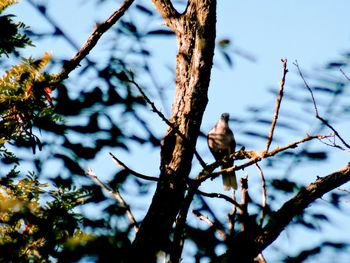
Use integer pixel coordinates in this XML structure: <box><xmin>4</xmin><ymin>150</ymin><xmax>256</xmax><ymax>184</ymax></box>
<box><xmin>6</xmin><ymin>0</ymin><xmax>350</xmax><ymax>262</ymax></box>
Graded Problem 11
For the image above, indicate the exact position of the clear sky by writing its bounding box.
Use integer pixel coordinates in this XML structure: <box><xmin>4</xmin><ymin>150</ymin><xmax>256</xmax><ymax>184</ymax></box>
<box><xmin>6</xmin><ymin>0</ymin><xmax>350</xmax><ymax>262</ymax></box>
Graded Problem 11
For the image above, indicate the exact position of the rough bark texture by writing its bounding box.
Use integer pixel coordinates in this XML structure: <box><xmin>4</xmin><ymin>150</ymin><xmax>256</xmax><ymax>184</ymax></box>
<box><xmin>132</xmin><ymin>0</ymin><xmax>216</xmax><ymax>260</ymax></box>
<box><xmin>222</xmin><ymin>163</ymin><xmax>350</xmax><ymax>262</ymax></box>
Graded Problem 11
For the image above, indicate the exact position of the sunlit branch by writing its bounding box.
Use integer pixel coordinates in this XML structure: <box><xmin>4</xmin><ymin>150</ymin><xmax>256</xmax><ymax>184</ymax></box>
<box><xmin>257</xmin><ymin>253</ymin><xmax>267</xmax><ymax>263</ymax></box>
<box><xmin>265</xmin><ymin>59</ymin><xmax>288</xmax><ymax>152</ymax></box>
<box><xmin>242</xmin><ymin>134</ymin><xmax>333</xmax><ymax>171</ymax></box>
<box><xmin>198</xmin><ymin>134</ymin><xmax>333</xmax><ymax>182</ymax></box>
<box><xmin>191</xmin><ymin>209</ymin><xmax>227</xmax><ymax>239</ymax></box>
<box><xmin>294</xmin><ymin>60</ymin><xmax>350</xmax><ymax>150</ymax></box>
<box><xmin>109</xmin><ymin>152</ymin><xmax>159</xmax><ymax>181</ymax></box>
<box><xmin>86</xmin><ymin>168</ymin><xmax>139</xmax><ymax>232</ymax></box>
<box><xmin>151</xmin><ymin>0</ymin><xmax>179</xmax><ymax>29</ymax></box>
<box><xmin>319</xmin><ymin>136</ymin><xmax>350</xmax><ymax>155</ymax></box>
<box><xmin>337</xmin><ymin>187</ymin><xmax>350</xmax><ymax>195</ymax></box>
<box><xmin>255</xmin><ymin>163</ymin><xmax>267</xmax><ymax>227</ymax></box>
<box><xmin>55</xmin><ymin>0</ymin><xmax>135</xmax><ymax>82</ymax></box>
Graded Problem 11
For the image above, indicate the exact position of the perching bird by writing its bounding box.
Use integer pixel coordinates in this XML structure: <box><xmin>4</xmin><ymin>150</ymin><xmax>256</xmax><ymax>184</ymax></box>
<box><xmin>207</xmin><ymin>113</ymin><xmax>237</xmax><ymax>190</ymax></box>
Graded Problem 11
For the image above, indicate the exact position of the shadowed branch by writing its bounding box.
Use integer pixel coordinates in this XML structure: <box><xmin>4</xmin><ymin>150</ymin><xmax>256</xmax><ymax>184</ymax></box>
<box><xmin>109</xmin><ymin>152</ymin><xmax>159</xmax><ymax>181</ymax></box>
<box><xmin>86</xmin><ymin>168</ymin><xmax>139</xmax><ymax>232</ymax></box>
<box><xmin>55</xmin><ymin>0</ymin><xmax>135</xmax><ymax>82</ymax></box>
<box><xmin>130</xmin><ymin>79</ymin><xmax>207</xmax><ymax>168</ymax></box>
<box><xmin>294</xmin><ymin>60</ymin><xmax>350</xmax><ymax>150</ymax></box>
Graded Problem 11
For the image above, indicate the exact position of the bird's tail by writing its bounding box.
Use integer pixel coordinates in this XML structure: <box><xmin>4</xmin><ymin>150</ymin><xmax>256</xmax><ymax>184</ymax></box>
<box><xmin>222</xmin><ymin>171</ymin><xmax>237</xmax><ymax>191</ymax></box>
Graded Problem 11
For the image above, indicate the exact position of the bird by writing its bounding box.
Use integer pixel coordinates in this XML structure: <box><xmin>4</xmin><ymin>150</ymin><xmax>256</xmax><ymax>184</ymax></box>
<box><xmin>207</xmin><ymin>113</ymin><xmax>237</xmax><ymax>190</ymax></box>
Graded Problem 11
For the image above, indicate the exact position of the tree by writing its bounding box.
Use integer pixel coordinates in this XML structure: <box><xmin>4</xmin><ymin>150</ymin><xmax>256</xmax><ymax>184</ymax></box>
<box><xmin>1</xmin><ymin>0</ymin><xmax>350</xmax><ymax>262</ymax></box>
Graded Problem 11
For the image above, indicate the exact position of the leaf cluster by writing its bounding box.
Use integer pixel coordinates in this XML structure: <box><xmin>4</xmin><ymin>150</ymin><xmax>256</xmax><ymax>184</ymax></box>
<box><xmin>0</xmin><ymin>0</ymin><xmax>33</xmax><ymax>57</ymax></box>
<box><xmin>0</xmin><ymin>52</ymin><xmax>62</xmax><ymax>152</ymax></box>
<box><xmin>0</xmin><ymin>172</ymin><xmax>83</xmax><ymax>262</ymax></box>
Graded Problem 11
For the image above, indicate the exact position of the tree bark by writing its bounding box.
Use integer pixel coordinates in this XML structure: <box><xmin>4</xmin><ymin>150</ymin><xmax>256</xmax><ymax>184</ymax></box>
<box><xmin>132</xmin><ymin>0</ymin><xmax>216</xmax><ymax>260</ymax></box>
<box><xmin>223</xmin><ymin>163</ymin><xmax>350</xmax><ymax>262</ymax></box>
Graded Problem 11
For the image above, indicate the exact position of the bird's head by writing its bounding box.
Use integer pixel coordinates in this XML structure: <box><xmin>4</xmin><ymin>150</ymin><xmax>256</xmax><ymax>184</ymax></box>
<box><xmin>221</xmin><ymin>113</ymin><xmax>230</xmax><ymax>122</ymax></box>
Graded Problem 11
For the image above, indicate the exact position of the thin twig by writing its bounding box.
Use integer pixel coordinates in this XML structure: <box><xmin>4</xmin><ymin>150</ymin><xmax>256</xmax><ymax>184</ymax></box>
<box><xmin>294</xmin><ymin>60</ymin><xmax>350</xmax><ymax>149</ymax></box>
<box><xmin>319</xmin><ymin>137</ymin><xmax>350</xmax><ymax>154</ymax></box>
<box><xmin>86</xmin><ymin>168</ymin><xmax>139</xmax><ymax>232</ymax></box>
<box><xmin>198</xmin><ymin>133</ymin><xmax>333</xmax><ymax>182</ymax></box>
<box><xmin>340</xmin><ymin>68</ymin><xmax>350</xmax><ymax>82</ymax></box>
<box><xmin>196</xmin><ymin>190</ymin><xmax>243</xmax><ymax>211</ymax></box>
<box><xmin>337</xmin><ymin>187</ymin><xmax>350</xmax><ymax>195</ymax></box>
<box><xmin>55</xmin><ymin>0</ymin><xmax>135</xmax><ymax>82</ymax></box>
<box><xmin>265</xmin><ymin>59</ymin><xmax>288</xmax><ymax>152</ymax></box>
<box><xmin>130</xmin><ymin>80</ymin><xmax>207</xmax><ymax>168</ymax></box>
<box><xmin>237</xmin><ymin>134</ymin><xmax>333</xmax><ymax>171</ymax></box>
<box><xmin>109</xmin><ymin>152</ymin><xmax>159</xmax><ymax>181</ymax></box>
<box><xmin>191</xmin><ymin>209</ymin><xmax>227</xmax><ymax>239</ymax></box>
<box><xmin>256</xmin><ymin>163</ymin><xmax>267</xmax><ymax>227</ymax></box>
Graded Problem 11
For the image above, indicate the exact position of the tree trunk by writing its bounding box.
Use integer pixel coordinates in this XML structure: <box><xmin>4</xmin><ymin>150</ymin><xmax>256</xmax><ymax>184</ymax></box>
<box><xmin>132</xmin><ymin>0</ymin><xmax>216</xmax><ymax>260</ymax></box>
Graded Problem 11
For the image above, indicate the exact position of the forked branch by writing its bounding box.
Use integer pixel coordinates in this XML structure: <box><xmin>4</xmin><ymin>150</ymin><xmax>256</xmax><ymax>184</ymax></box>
<box><xmin>191</xmin><ymin>209</ymin><xmax>227</xmax><ymax>239</ymax></box>
<box><xmin>198</xmin><ymin>134</ymin><xmax>334</xmax><ymax>183</ymax></box>
<box><xmin>86</xmin><ymin>168</ymin><xmax>139</xmax><ymax>232</ymax></box>
<box><xmin>294</xmin><ymin>60</ymin><xmax>350</xmax><ymax>149</ymax></box>
<box><xmin>254</xmin><ymin>163</ymin><xmax>350</xmax><ymax>254</ymax></box>
<box><xmin>151</xmin><ymin>0</ymin><xmax>179</xmax><ymax>29</ymax></box>
<box><xmin>224</xmin><ymin>163</ymin><xmax>350</xmax><ymax>261</ymax></box>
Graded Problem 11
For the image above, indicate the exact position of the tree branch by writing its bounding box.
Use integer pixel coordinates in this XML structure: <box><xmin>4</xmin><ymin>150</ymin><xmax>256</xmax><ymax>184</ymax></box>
<box><xmin>132</xmin><ymin>0</ymin><xmax>217</xmax><ymax>259</ymax></box>
<box><xmin>256</xmin><ymin>163</ymin><xmax>267</xmax><ymax>227</ymax></box>
<box><xmin>255</xmin><ymin>162</ymin><xmax>350</xmax><ymax>253</ymax></box>
<box><xmin>294</xmin><ymin>60</ymin><xmax>350</xmax><ymax>149</ymax></box>
<box><xmin>239</xmin><ymin>175</ymin><xmax>249</xmax><ymax>232</ymax></box>
<box><xmin>191</xmin><ymin>209</ymin><xmax>227</xmax><ymax>239</ymax></box>
<box><xmin>319</xmin><ymin>136</ymin><xmax>350</xmax><ymax>155</ymax></box>
<box><xmin>109</xmin><ymin>152</ymin><xmax>159</xmax><ymax>181</ymax></box>
<box><xmin>55</xmin><ymin>0</ymin><xmax>135</xmax><ymax>82</ymax></box>
<box><xmin>340</xmin><ymin>68</ymin><xmax>350</xmax><ymax>82</ymax></box>
<box><xmin>130</xmin><ymin>80</ymin><xmax>207</xmax><ymax>168</ymax></box>
<box><xmin>225</xmin><ymin>163</ymin><xmax>350</xmax><ymax>261</ymax></box>
<box><xmin>171</xmin><ymin>180</ymin><xmax>200</xmax><ymax>262</ymax></box>
<box><xmin>151</xmin><ymin>0</ymin><xmax>179</xmax><ymax>29</ymax></box>
<box><xmin>228</xmin><ymin>190</ymin><xmax>238</xmax><ymax>235</ymax></box>
<box><xmin>199</xmin><ymin>134</ymin><xmax>334</xmax><ymax>182</ymax></box>
<box><xmin>196</xmin><ymin>190</ymin><xmax>243</xmax><ymax>211</ymax></box>
<box><xmin>86</xmin><ymin>168</ymin><xmax>139</xmax><ymax>232</ymax></box>
<box><xmin>265</xmin><ymin>59</ymin><xmax>288</xmax><ymax>152</ymax></box>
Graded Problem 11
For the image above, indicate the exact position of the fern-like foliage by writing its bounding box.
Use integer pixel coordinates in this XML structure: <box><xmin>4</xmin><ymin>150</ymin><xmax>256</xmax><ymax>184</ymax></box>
<box><xmin>0</xmin><ymin>0</ymin><xmax>33</xmax><ymax>57</ymax></box>
<box><xmin>0</xmin><ymin>52</ymin><xmax>63</xmax><ymax>151</ymax></box>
